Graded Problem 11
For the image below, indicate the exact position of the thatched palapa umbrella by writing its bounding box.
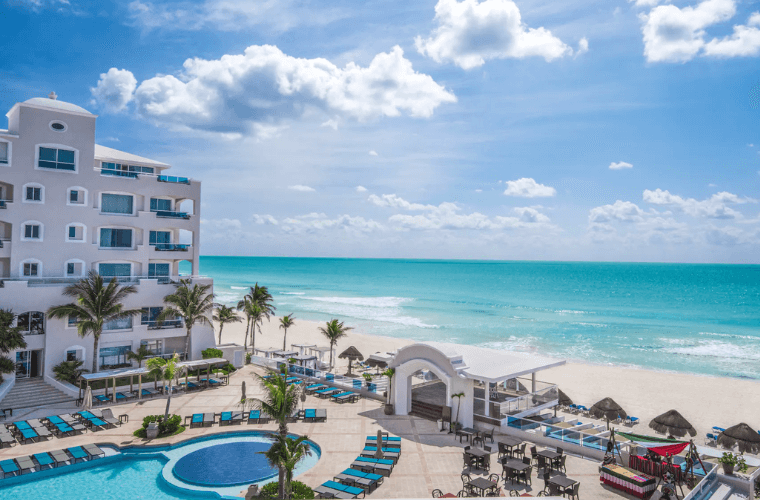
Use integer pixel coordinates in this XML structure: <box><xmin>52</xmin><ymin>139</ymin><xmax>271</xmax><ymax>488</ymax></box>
<box><xmin>649</xmin><ymin>409</ymin><xmax>696</xmax><ymax>438</ymax></box>
<box><xmin>590</xmin><ymin>397</ymin><xmax>627</xmax><ymax>429</ymax></box>
<box><xmin>558</xmin><ymin>389</ymin><xmax>573</xmax><ymax>407</ymax></box>
<box><xmin>717</xmin><ymin>423</ymin><xmax>760</xmax><ymax>454</ymax></box>
<box><xmin>339</xmin><ymin>346</ymin><xmax>364</xmax><ymax>376</ymax></box>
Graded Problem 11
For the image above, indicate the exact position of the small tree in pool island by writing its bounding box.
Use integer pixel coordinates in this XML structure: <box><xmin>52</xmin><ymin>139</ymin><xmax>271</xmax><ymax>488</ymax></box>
<box><xmin>319</xmin><ymin>319</ymin><xmax>353</xmax><ymax>369</ymax></box>
<box><xmin>157</xmin><ymin>279</ymin><xmax>214</xmax><ymax>360</ymax></box>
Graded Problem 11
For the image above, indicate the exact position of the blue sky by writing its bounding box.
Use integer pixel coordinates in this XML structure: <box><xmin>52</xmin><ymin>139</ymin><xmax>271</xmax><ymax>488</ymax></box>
<box><xmin>2</xmin><ymin>0</ymin><xmax>760</xmax><ymax>263</ymax></box>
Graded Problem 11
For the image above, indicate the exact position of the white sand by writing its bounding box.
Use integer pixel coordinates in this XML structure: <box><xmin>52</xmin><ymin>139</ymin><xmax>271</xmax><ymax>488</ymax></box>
<box><xmin>216</xmin><ymin>316</ymin><xmax>760</xmax><ymax>444</ymax></box>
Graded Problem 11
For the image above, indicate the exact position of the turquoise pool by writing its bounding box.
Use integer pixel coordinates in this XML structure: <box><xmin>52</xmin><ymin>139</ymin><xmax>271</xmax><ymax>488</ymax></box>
<box><xmin>0</xmin><ymin>431</ymin><xmax>321</xmax><ymax>500</ymax></box>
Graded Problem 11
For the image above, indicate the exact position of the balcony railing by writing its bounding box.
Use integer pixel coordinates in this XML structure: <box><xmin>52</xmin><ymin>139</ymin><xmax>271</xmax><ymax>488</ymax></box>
<box><xmin>0</xmin><ymin>200</ymin><xmax>7</xmax><ymax>209</ymax></box>
<box><xmin>0</xmin><ymin>274</ymin><xmax>203</xmax><ymax>287</ymax></box>
<box><xmin>143</xmin><ymin>319</ymin><xmax>183</xmax><ymax>330</ymax></box>
<box><xmin>153</xmin><ymin>243</ymin><xmax>189</xmax><ymax>251</ymax></box>
<box><xmin>157</xmin><ymin>175</ymin><xmax>190</xmax><ymax>184</ymax></box>
<box><xmin>101</xmin><ymin>169</ymin><xmax>139</xmax><ymax>179</ymax></box>
<box><xmin>154</xmin><ymin>210</ymin><xmax>190</xmax><ymax>219</ymax></box>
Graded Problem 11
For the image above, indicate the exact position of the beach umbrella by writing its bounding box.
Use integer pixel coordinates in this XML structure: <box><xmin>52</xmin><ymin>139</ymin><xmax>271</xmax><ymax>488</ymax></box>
<box><xmin>717</xmin><ymin>423</ymin><xmax>760</xmax><ymax>454</ymax></box>
<box><xmin>590</xmin><ymin>397</ymin><xmax>627</xmax><ymax>429</ymax></box>
<box><xmin>649</xmin><ymin>410</ymin><xmax>696</xmax><ymax>438</ymax></box>
<box><xmin>558</xmin><ymin>389</ymin><xmax>573</xmax><ymax>406</ymax></box>
<box><xmin>82</xmin><ymin>386</ymin><xmax>93</xmax><ymax>411</ymax></box>
<box><xmin>339</xmin><ymin>346</ymin><xmax>364</xmax><ymax>376</ymax></box>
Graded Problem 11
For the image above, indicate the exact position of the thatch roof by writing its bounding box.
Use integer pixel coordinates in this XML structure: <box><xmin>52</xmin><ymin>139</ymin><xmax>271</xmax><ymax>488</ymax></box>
<box><xmin>558</xmin><ymin>389</ymin><xmax>573</xmax><ymax>406</ymax></box>
<box><xmin>717</xmin><ymin>423</ymin><xmax>760</xmax><ymax>454</ymax></box>
<box><xmin>649</xmin><ymin>410</ymin><xmax>696</xmax><ymax>438</ymax></box>
<box><xmin>590</xmin><ymin>397</ymin><xmax>627</xmax><ymax>421</ymax></box>
<box><xmin>338</xmin><ymin>346</ymin><xmax>364</xmax><ymax>360</ymax></box>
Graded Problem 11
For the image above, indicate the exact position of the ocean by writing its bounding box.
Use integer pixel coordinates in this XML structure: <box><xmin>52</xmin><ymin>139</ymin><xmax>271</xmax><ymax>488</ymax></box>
<box><xmin>198</xmin><ymin>257</ymin><xmax>760</xmax><ymax>380</ymax></box>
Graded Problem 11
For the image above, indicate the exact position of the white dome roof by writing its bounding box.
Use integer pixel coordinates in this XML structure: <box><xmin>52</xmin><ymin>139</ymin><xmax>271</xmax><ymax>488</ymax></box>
<box><xmin>23</xmin><ymin>97</ymin><xmax>93</xmax><ymax>115</ymax></box>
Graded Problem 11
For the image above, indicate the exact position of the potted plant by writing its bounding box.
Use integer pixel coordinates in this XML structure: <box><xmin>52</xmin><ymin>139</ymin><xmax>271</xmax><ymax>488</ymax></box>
<box><xmin>718</xmin><ymin>452</ymin><xmax>747</xmax><ymax>475</ymax></box>
<box><xmin>382</xmin><ymin>368</ymin><xmax>395</xmax><ymax>415</ymax></box>
<box><xmin>363</xmin><ymin>373</ymin><xmax>373</xmax><ymax>388</ymax></box>
<box><xmin>245</xmin><ymin>352</ymin><xmax>252</xmax><ymax>365</ymax></box>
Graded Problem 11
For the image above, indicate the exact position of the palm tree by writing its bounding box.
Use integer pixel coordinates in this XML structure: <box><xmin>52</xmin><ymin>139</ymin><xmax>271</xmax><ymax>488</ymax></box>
<box><xmin>452</xmin><ymin>392</ymin><xmax>465</xmax><ymax>427</ymax></box>
<box><xmin>47</xmin><ymin>271</ymin><xmax>141</xmax><ymax>373</ymax></box>
<box><xmin>213</xmin><ymin>304</ymin><xmax>242</xmax><ymax>345</ymax></box>
<box><xmin>156</xmin><ymin>280</ymin><xmax>214</xmax><ymax>361</ymax></box>
<box><xmin>0</xmin><ymin>309</ymin><xmax>27</xmax><ymax>382</ymax></box>
<box><xmin>245</xmin><ymin>301</ymin><xmax>265</xmax><ymax>352</ymax></box>
<box><xmin>249</xmin><ymin>371</ymin><xmax>302</xmax><ymax>498</ymax></box>
<box><xmin>261</xmin><ymin>433</ymin><xmax>312</xmax><ymax>499</ymax></box>
<box><xmin>147</xmin><ymin>354</ymin><xmax>184</xmax><ymax>419</ymax></box>
<box><xmin>279</xmin><ymin>314</ymin><xmax>296</xmax><ymax>351</ymax></box>
<box><xmin>241</xmin><ymin>283</ymin><xmax>276</xmax><ymax>352</ymax></box>
<box><xmin>318</xmin><ymin>319</ymin><xmax>353</xmax><ymax>370</ymax></box>
<box><xmin>127</xmin><ymin>344</ymin><xmax>152</xmax><ymax>368</ymax></box>
<box><xmin>236</xmin><ymin>296</ymin><xmax>253</xmax><ymax>350</ymax></box>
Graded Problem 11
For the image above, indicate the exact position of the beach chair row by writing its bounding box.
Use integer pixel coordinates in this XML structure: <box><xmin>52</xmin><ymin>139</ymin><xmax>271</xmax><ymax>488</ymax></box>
<box><xmin>304</xmin><ymin>384</ymin><xmax>360</xmax><ymax>404</ymax></box>
<box><xmin>0</xmin><ymin>410</ymin><xmax>121</xmax><ymax>447</ymax></box>
<box><xmin>186</xmin><ymin>408</ymin><xmax>328</xmax><ymax>428</ymax></box>
<box><xmin>315</xmin><ymin>436</ymin><xmax>402</xmax><ymax>499</ymax></box>
<box><xmin>0</xmin><ymin>444</ymin><xmax>105</xmax><ymax>479</ymax></box>
<box><xmin>88</xmin><ymin>378</ymin><xmax>222</xmax><ymax>405</ymax></box>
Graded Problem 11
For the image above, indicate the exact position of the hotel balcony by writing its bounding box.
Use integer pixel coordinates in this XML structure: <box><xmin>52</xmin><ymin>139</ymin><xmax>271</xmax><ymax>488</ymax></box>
<box><xmin>148</xmin><ymin>243</ymin><xmax>194</xmax><ymax>259</ymax></box>
<box><xmin>154</xmin><ymin>210</ymin><xmax>190</xmax><ymax>220</ymax></box>
<box><xmin>99</xmin><ymin>169</ymin><xmax>191</xmax><ymax>185</ymax></box>
<box><xmin>0</xmin><ymin>238</ymin><xmax>9</xmax><ymax>258</ymax></box>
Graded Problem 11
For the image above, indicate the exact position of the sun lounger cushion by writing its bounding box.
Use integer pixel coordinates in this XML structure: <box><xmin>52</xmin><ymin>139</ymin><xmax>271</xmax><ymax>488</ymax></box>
<box><xmin>15</xmin><ymin>456</ymin><xmax>34</xmax><ymax>471</ymax></box>
<box><xmin>83</xmin><ymin>444</ymin><xmax>105</xmax><ymax>458</ymax></box>
<box><xmin>79</xmin><ymin>411</ymin><xmax>96</xmax><ymax>420</ymax></box>
<box><xmin>68</xmin><ymin>447</ymin><xmax>87</xmax><ymax>461</ymax></box>
<box><xmin>15</xmin><ymin>421</ymin><xmax>31</xmax><ymax>430</ymax></box>
<box><xmin>366</xmin><ymin>436</ymin><xmax>400</xmax><ymax>441</ymax></box>
<box><xmin>221</xmin><ymin>412</ymin><xmax>232</xmax><ymax>422</ymax></box>
<box><xmin>50</xmin><ymin>450</ymin><xmax>70</xmax><ymax>464</ymax></box>
<box><xmin>48</xmin><ymin>416</ymin><xmax>64</xmax><ymax>425</ymax></box>
<box><xmin>248</xmin><ymin>410</ymin><xmax>260</xmax><ymax>421</ymax></box>
<box><xmin>323</xmin><ymin>481</ymin><xmax>364</xmax><ymax>497</ymax></box>
<box><xmin>34</xmin><ymin>453</ymin><xmax>54</xmax><ymax>466</ymax></box>
<box><xmin>191</xmin><ymin>414</ymin><xmax>203</xmax><ymax>424</ymax></box>
<box><xmin>95</xmin><ymin>395</ymin><xmax>110</xmax><ymax>402</ymax></box>
<box><xmin>203</xmin><ymin>413</ymin><xmax>215</xmax><ymax>424</ymax></box>
<box><xmin>34</xmin><ymin>426</ymin><xmax>51</xmax><ymax>438</ymax></box>
<box><xmin>20</xmin><ymin>428</ymin><xmax>38</xmax><ymax>440</ymax></box>
<box><xmin>0</xmin><ymin>459</ymin><xmax>19</xmax><ymax>474</ymax></box>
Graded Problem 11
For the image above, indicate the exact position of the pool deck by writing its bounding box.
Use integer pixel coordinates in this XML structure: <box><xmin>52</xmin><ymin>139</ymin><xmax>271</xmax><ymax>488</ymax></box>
<box><xmin>0</xmin><ymin>365</ymin><xmax>652</xmax><ymax>499</ymax></box>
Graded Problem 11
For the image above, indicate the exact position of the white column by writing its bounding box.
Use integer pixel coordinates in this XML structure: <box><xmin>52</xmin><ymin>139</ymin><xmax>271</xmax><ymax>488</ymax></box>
<box><xmin>532</xmin><ymin>372</ymin><xmax>536</xmax><ymax>393</ymax></box>
<box><xmin>485</xmin><ymin>380</ymin><xmax>491</xmax><ymax>417</ymax></box>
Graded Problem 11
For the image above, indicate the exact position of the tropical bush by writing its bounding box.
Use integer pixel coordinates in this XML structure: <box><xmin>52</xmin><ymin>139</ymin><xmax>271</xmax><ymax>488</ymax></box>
<box><xmin>259</xmin><ymin>480</ymin><xmax>314</xmax><ymax>499</ymax></box>
<box><xmin>52</xmin><ymin>360</ymin><xmax>88</xmax><ymax>385</ymax></box>
<box><xmin>0</xmin><ymin>309</ymin><xmax>27</xmax><ymax>383</ymax></box>
<box><xmin>133</xmin><ymin>414</ymin><xmax>183</xmax><ymax>438</ymax></box>
<box><xmin>202</xmin><ymin>348</ymin><xmax>224</xmax><ymax>359</ymax></box>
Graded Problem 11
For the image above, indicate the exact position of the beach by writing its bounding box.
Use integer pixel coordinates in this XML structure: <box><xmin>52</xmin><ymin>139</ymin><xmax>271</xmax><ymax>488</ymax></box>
<box><xmin>217</xmin><ymin>315</ymin><xmax>760</xmax><ymax>442</ymax></box>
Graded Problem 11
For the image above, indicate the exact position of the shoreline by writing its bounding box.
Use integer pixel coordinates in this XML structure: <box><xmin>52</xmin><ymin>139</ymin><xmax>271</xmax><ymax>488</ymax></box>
<box><xmin>215</xmin><ymin>315</ymin><xmax>760</xmax><ymax>445</ymax></box>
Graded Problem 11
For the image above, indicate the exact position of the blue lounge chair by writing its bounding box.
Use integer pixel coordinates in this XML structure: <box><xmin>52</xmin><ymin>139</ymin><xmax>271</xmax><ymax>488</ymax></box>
<box><xmin>713</xmin><ymin>426</ymin><xmax>726</xmax><ymax>432</ymax></box>
<box><xmin>19</xmin><ymin>428</ymin><xmax>38</xmax><ymax>444</ymax></box>
<box><xmin>95</xmin><ymin>395</ymin><xmax>110</xmax><ymax>403</ymax></box>
<box><xmin>190</xmin><ymin>413</ymin><xmax>203</xmax><ymax>428</ymax></box>
<box><xmin>331</xmin><ymin>391</ymin><xmax>354</xmax><ymax>402</ymax></box>
<box><xmin>316</xmin><ymin>388</ymin><xmax>340</xmax><ymax>398</ymax></box>
<box><xmin>33</xmin><ymin>452</ymin><xmax>55</xmax><ymax>469</ymax></box>
<box><xmin>326</xmin><ymin>373</ymin><xmax>335</xmax><ymax>381</ymax></box>
<box><xmin>67</xmin><ymin>446</ymin><xmax>87</xmax><ymax>463</ymax></box>
<box><xmin>248</xmin><ymin>410</ymin><xmax>261</xmax><ymax>424</ymax></box>
<box><xmin>0</xmin><ymin>459</ymin><xmax>19</xmax><ymax>478</ymax></box>
<box><xmin>706</xmin><ymin>433</ymin><xmax>718</xmax><ymax>445</ymax></box>
<box><xmin>628</xmin><ymin>416</ymin><xmax>640</xmax><ymax>425</ymax></box>
<box><xmin>336</xmin><ymin>468</ymin><xmax>384</xmax><ymax>493</ymax></box>
<box><xmin>353</xmin><ymin>379</ymin><xmax>362</xmax><ymax>389</ymax></box>
<box><xmin>322</xmin><ymin>480</ymin><xmax>365</xmax><ymax>498</ymax></box>
<box><xmin>220</xmin><ymin>412</ymin><xmax>232</xmax><ymax>425</ymax></box>
<box><xmin>14</xmin><ymin>421</ymin><xmax>31</xmax><ymax>430</ymax></box>
<box><xmin>115</xmin><ymin>392</ymin><xmax>129</xmax><ymax>401</ymax></box>
<box><xmin>78</xmin><ymin>411</ymin><xmax>96</xmax><ymax>420</ymax></box>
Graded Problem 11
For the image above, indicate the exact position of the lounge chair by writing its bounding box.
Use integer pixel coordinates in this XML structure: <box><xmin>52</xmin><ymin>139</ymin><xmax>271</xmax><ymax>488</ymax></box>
<box><xmin>14</xmin><ymin>455</ymin><xmax>35</xmax><ymax>474</ymax></box>
<box><xmin>100</xmin><ymin>409</ymin><xmax>121</xmax><ymax>427</ymax></box>
<box><xmin>326</xmin><ymin>373</ymin><xmax>335</xmax><ymax>381</ymax></box>
<box><xmin>203</xmin><ymin>413</ymin><xmax>216</xmax><ymax>426</ymax></box>
<box><xmin>230</xmin><ymin>412</ymin><xmax>245</xmax><ymax>425</ymax></box>
<box><xmin>94</xmin><ymin>394</ymin><xmax>110</xmax><ymax>404</ymax></box>
<box><xmin>32</xmin><ymin>426</ymin><xmax>51</xmax><ymax>440</ymax></box>
<box><xmin>365</xmin><ymin>436</ymin><xmax>401</xmax><ymax>449</ymax></box>
<box><xmin>352</xmin><ymin>379</ymin><xmax>362</xmax><ymax>389</ymax></box>
<box><xmin>353</xmin><ymin>456</ymin><xmax>394</xmax><ymax>476</ymax></box>
<box><xmin>335</xmin><ymin>468</ymin><xmax>384</xmax><ymax>493</ymax></box>
<box><xmin>316</xmin><ymin>388</ymin><xmax>340</xmax><ymax>398</ymax></box>
<box><xmin>33</xmin><ymin>452</ymin><xmax>55</xmax><ymax>470</ymax></box>
<box><xmin>706</xmin><ymin>433</ymin><xmax>718</xmax><ymax>446</ymax></box>
<box><xmin>67</xmin><ymin>446</ymin><xmax>88</xmax><ymax>463</ymax></box>
<box><xmin>248</xmin><ymin>410</ymin><xmax>261</xmax><ymax>424</ymax></box>
<box><xmin>315</xmin><ymin>481</ymin><xmax>365</xmax><ymax>499</ymax></box>
<box><xmin>0</xmin><ymin>459</ymin><xmax>19</xmax><ymax>478</ymax></box>
<box><xmin>305</xmin><ymin>384</ymin><xmax>327</xmax><ymax>394</ymax></box>
<box><xmin>28</xmin><ymin>419</ymin><xmax>45</xmax><ymax>429</ymax></box>
<box><xmin>336</xmin><ymin>392</ymin><xmax>359</xmax><ymax>404</ymax></box>
<box><xmin>190</xmin><ymin>413</ymin><xmax>204</xmax><ymax>428</ymax></box>
<box><xmin>220</xmin><ymin>412</ymin><xmax>233</xmax><ymax>425</ymax></box>
<box><xmin>0</xmin><ymin>433</ymin><xmax>15</xmax><ymax>448</ymax></box>
<box><xmin>50</xmin><ymin>449</ymin><xmax>70</xmax><ymax>467</ymax></box>
<box><xmin>361</xmin><ymin>447</ymin><xmax>400</xmax><ymax>462</ymax></box>
<box><xmin>18</xmin><ymin>428</ymin><xmax>39</xmax><ymax>444</ymax></box>
<box><xmin>83</xmin><ymin>444</ymin><xmax>105</xmax><ymax>459</ymax></box>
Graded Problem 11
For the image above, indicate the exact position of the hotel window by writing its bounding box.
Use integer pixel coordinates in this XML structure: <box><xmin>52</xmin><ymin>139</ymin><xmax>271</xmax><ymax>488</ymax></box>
<box><xmin>18</xmin><ymin>311</ymin><xmax>44</xmax><ymax>335</ymax></box>
<box><xmin>149</xmin><ymin>263</ymin><xmax>170</xmax><ymax>283</ymax></box>
<box><xmin>98</xmin><ymin>263</ymin><xmax>131</xmax><ymax>278</ymax></box>
<box><xmin>25</xmin><ymin>186</ymin><xmax>42</xmax><ymax>202</ymax></box>
<box><xmin>150</xmin><ymin>198</ymin><xmax>171</xmax><ymax>212</ymax></box>
<box><xmin>99</xmin><ymin>228</ymin><xmax>132</xmax><ymax>248</ymax></box>
<box><xmin>103</xmin><ymin>316</ymin><xmax>132</xmax><ymax>331</ymax></box>
<box><xmin>24</xmin><ymin>224</ymin><xmax>41</xmax><ymax>239</ymax></box>
<box><xmin>0</xmin><ymin>142</ymin><xmax>8</xmax><ymax>164</ymax></box>
<box><xmin>141</xmin><ymin>339</ymin><xmax>163</xmax><ymax>355</ymax></box>
<box><xmin>101</xmin><ymin>193</ymin><xmax>134</xmax><ymax>215</ymax></box>
<box><xmin>38</xmin><ymin>147</ymin><xmax>76</xmax><ymax>171</ymax></box>
<box><xmin>68</xmin><ymin>187</ymin><xmax>87</xmax><ymax>206</ymax></box>
<box><xmin>101</xmin><ymin>162</ymin><xmax>154</xmax><ymax>177</ymax></box>
<box><xmin>66</xmin><ymin>224</ymin><xmax>85</xmax><ymax>242</ymax></box>
<box><xmin>66</xmin><ymin>350</ymin><xmax>77</xmax><ymax>361</ymax></box>
<box><xmin>98</xmin><ymin>345</ymin><xmax>132</xmax><ymax>367</ymax></box>
<box><xmin>23</xmin><ymin>262</ymin><xmax>39</xmax><ymax>276</ymax></box>
<box><xmin>149</xmin><ymin>231</ymin><xmax>171</xmax><ymax>245</ymax></box>
<box><xmin>67</xmin><ymin>262</ymin><xmax>75</xmax><ymax>275</ymax></box>
<box><xmin>67</xmin><ymin>315</ymin><xmax>80</xmax><ymax>327</ymax></box>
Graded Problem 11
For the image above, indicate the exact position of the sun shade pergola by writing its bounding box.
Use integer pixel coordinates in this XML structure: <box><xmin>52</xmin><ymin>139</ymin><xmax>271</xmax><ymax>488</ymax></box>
<box><xmin>274</xmin><ymin>350</ymin><xmax>298</xmax><ymax>358</ymax></box>
<box><xmin>717</xmin><ymin>423</ymin><xmax>760</xmax><ymax>454</ymax></box>
<box><xmin>77</xmin><ymin>357</ymin><xmax>227</xmax><ymax>403</ymax></box>
<box><xmin>649</xmin><ymin>409</ymin><xmax>696</xmax><ymax>438</ymax></box>
<box><xmin>339</xmin><ymin>346</ymin><xmax>364</xmax><ymax>376</ymax></box>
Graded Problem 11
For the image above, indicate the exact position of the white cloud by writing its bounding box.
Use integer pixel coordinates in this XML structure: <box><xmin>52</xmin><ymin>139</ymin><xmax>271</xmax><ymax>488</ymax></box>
<box><xmin>320</xmin><ymin>118</ymin><xmax>339</xmax><ymax>130</ymax></box>
<box><xmin>630</xmin><ymin>0</ymin><xmax>662</xmax><ymax>7</ymax></box>
<box><xmin>90</xmin><ymin>68</ymin><xmax>138</xmax><ymax>113</ymax></box>
<box><xmin>637</xmin><ymin>0</ymin><xmax>760</xmax><ymax>63</ymax></box>
<box><xmin>126</xmin><ymin>44</ymin><xmax>456</xmax><ymax>137</ymax></box>
<box><xmin>414</xmin><ymin>0</ymin><xmax>579</xmax><ymax>70</ymax></box>
<box><xmin>13</xmin><ymin>0</ymin><xmax>70</xmax><ymax>12</ymax></box>
<box><xmin>503</xmin><ymin>178</ymin><xmax>556</xmax><ymax>198</ymax></box>
<box><xmin>475</xmin><ymin>189</ymin><xmax>483</xmax><ymax>193</ymax></box>
<box><xmin>288</xmin><ymin>185</ymin><xmax>316</xmax><ymax>192</ymax></box>
<box><xmin>643</xmin><ymin>188</ymin><xmax>753</xmax><ymax>218</ymax></box>
<box><xmin>368</xmin><ymin>194</ymin><xmax>439</xmax><ymax>211</ymax></box>
<box><xmin>514</xmin><ymin>207</ymin><xmax>551</xmax><ymax>223</ymax></box>
<box><xmin>589</xmin><ymin>200</ymin><xmax>645</xmax><ymax>224</ymax></box>
<box><xmin>609</xmin><ymin>161</ymin><xmax>633</xmax><ymax>170</ymax></box>
<box><xmin>368</xmin><ymin>150</ymin><xmax>378</xmax><ymax>156</ymax></box>
<box><xmin>282</xmin><ymin>214</ymin><xmax>384</xmax><ymax>233</ymax></box>
<box><xmin>575</xmin><ymin>38</ymin><xmax>589</xmax><ymax>57</ymax></box>
<box><xmin>355</xmin><ymin>186</ymin><xmax>368</xmax><ymax>193</ymax></box>
<box><xmin>251</xmin><ymin>214</ymin><xmax>279</xmax><ymax>225</ymax></box>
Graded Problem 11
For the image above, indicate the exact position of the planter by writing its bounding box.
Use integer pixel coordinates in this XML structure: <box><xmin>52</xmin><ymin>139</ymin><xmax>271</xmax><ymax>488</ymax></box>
<box><xmin>146</xmin><ymin>422</ymin><xmax>159</xmax><ymax>440</ymax></box>
<box><xmin>384</xmin><ymin>404</ymin><xmax>394</xmax><ymax>415</ymax></box>
<box><xmin>437</xmin><ymin>419</ymin><xmax>444</xmax><ymax>431</ymax></box>
<box><xmin>722</xmin><ymin>464</ymin><xmax>734</xmax><ymax>475</ymax></box>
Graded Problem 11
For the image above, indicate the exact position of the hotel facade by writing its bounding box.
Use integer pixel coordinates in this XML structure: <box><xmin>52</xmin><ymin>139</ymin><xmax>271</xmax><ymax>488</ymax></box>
<box><xmin>0</xmin><ymin>94</ymin><xmax>214</xmax><ymax>394</ymax></box>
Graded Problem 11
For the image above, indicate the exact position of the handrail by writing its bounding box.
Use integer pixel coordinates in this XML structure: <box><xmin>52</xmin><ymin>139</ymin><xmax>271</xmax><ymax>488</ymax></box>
<box><xmin>154</xmin><ymin>210</ymin><xmax>190</xmax><ymax>219</ymax></box>
<box><xmin>95</xmin><ymin>167</ymin><xmax>195</xmax><ymax>184</ymax></box>
<box><xmin>152</xmin><ymin>243</ymin><xmax>190</xmax><ymax>251</ymax></box>
<box><xmin>0</xmin><ymin>275</ymin><xmax>209</xmax><ymax>287</ymax></box>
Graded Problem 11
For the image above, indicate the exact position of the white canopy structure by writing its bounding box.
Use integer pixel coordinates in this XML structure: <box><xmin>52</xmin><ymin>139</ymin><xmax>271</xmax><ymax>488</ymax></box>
<box><xmin>291</xmin><ymin>343</ymin><xmax>316</xmax><ymax>356</ymax></box>
<box><xmin>389</xmin><ymin>342</ymin><xmax>565</xmax><ymax>428</ymax></box>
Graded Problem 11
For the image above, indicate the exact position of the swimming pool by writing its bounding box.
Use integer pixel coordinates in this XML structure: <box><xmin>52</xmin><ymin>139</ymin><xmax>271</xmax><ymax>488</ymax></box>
<box><xmin>0</xmin><ymin>431</ymin><xmax>321</xmax><ymax>500</ymax></box>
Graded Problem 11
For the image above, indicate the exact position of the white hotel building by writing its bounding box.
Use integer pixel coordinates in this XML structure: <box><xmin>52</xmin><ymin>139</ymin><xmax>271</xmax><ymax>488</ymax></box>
<box><xmin>0</xmin><ymin>94</ymin><xmax>214</xmax><ymax>395</ymax></box>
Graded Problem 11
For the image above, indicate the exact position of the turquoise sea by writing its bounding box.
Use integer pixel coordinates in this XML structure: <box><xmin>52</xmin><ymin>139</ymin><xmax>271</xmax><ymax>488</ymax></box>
<box><xmin>200</xmin><ymin>257</ymin><xmax>760</xmax><ymax>380</ymax></box>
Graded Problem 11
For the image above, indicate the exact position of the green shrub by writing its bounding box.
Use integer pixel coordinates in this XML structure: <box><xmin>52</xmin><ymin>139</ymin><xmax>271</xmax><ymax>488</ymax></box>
<box><xmin>134</xmin><ymin>414</ymin><xmax>183</xmax><ymax>438</ymax></box>
<box><xmin>52</xmin><ymin>360</ymin><xmax>88</xmax><ymax>385</ymax></box>
<box><xmin>202</xmin><ymin>348</ymin><xmax>224</xmax><ymax>359</ymax></box>
<box><xmin>260</xmin><ymin>481</ymin><xmax>314</xmax><ymax>499</ymax></box>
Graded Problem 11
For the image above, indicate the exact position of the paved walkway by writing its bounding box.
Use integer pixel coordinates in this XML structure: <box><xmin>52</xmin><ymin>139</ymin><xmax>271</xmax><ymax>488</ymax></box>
<box><xmin>0</xmin><ymin>365</ymin><xmax>655</xmax><ymax>499</ymax></box>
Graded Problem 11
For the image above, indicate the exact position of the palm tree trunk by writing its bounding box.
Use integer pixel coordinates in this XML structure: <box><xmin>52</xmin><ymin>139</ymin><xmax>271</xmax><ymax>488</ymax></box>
<box><xmin>164</xmin><ymin>382</ymin><xmax>172</xmax><ymax>419</ymax></box>
<box><xmin>92</xmin><ymin>332</ymin><xmax>101</xmax><ymax>373</ymax></box>
<box><xmin>218</xmin><ymin>324</ymin><xmax>224</xmax><ymax>345</ymax></box>
<box><xmin>329</xmin><ymin>341</ymin><xmax>334</xmax><ymax>369</ymax></box>
<box><xmin>251</xmin><ymin>321</ymin><xmax>257</xmax><ymax>351</ymax></box>
<box><xmin>243</xmin><ymin>318</ymin><xmax>250</xmax><ymax>351</ymax></box>
<box><xmin>283</xmin><ymin>327</ymin><xmax>287</xmax><ymax>351</ymax></box>
<box><xmin>278</xmin><ymin>468</ymin><xmax>285</xmax><ymax>499</ymax></box>
<box><xmin>184</xmin><ymin>326</ymin><xmax>192</xmax><ymax>360</ymax></box>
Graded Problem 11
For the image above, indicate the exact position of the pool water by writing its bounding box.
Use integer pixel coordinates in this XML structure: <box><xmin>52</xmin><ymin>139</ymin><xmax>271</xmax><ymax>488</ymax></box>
<box><xmin>0</xmin><ymin>457</ymin><xmax>190</xmax><ymax>500</ymax></box>
<box><xmin>173</xmin><ymin>441</ymin><xmax>278</xmax><ymax>486</ymax></box>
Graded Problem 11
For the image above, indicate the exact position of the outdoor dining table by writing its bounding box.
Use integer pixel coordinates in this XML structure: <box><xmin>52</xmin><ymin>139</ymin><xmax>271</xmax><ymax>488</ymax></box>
<box><xmin>457</xmin><ymin>427</ymin><xmax>477</xmax><ymax>444</ymax></box>
<box><xmin>501</xmin><ymin>458</ymin><xmax>530</xmax><ymax>484</ymax></box>
<box><xmin>549</xmin><ymin>475</ymin><xmax>576</xmax><ymax>489</ymax></box>
<box><xmin>498</xmin><ymin>436</ymin><xmax>523</xmax><ymax>457</ymax></box>
<box><xmin>467</xmin><ymin>477</ymin><xmax>499</xmax><ymax>497</ymax></box>
<box><xmin>537</xmin><ymin>449</ymin><xmax>561</xmax><ymax>470</ymax></box>
<box><xmin>466</xmin><ymin>447</ymin><xmax>490</xmax><ymax>469</ymax></box>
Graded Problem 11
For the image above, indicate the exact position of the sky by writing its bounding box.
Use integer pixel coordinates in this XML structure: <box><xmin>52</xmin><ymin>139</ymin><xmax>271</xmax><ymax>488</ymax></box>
<box><xmin>2</xmin><ymin>0</ymin><xmax>760</xmax><ymax>263</ymax></box>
